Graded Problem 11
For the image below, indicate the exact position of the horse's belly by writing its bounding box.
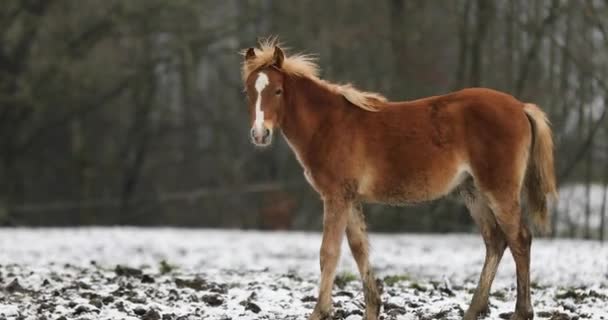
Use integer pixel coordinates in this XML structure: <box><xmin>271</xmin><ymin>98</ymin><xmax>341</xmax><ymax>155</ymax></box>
<box><xmin>358</xmin><ymin>162</ymin><xmax>470</xmax><ymax>205</ymax></box>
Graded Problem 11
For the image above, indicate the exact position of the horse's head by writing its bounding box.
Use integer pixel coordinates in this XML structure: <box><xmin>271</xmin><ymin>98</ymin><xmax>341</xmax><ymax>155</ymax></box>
<box><xmin>243</xmin><ymin>46</ymin><xmax>286</xmax><ymax>147</ymax></box>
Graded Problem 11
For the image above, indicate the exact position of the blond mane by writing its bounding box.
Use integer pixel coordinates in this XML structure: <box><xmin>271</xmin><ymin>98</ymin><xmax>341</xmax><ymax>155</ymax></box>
<box><xmin>241</xmin><ymin>39</ymin><xmax>386</xmax><ymax>111</ymax></box>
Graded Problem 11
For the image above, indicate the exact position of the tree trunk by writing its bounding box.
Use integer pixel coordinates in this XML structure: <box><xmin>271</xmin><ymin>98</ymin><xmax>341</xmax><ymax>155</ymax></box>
<box><xmin>390</xmin><ymin>0</ymin><xmax>407</xmax><ymax>96</ymax></box>
<box><xmin>469</xmin><ymin>0</ymin><xmax>493</xmax><ymax>87</ymax></box>
<box><xmin>454</xmin><ymin>0</ymin><xmax>471</xmax><ymax>89</ymax></box>
<box><xmin>600</xmin><ymin>160</ymin><xmax>608</xmax><ymax>242</ymax></box>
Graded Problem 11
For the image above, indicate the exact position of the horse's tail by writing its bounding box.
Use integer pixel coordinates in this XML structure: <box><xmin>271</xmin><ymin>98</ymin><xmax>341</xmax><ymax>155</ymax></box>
<box><xmin>523</xmin><ymin>103</ymin><xmax>558</xmax><ymax>234</ymax></box>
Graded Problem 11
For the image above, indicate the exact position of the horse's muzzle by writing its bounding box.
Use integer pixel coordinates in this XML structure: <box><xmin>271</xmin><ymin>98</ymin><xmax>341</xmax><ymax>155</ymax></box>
<box><xmin>251</xmin><ymin>127</ymin><xmax>272</xmax><ymax>146</ymax></box>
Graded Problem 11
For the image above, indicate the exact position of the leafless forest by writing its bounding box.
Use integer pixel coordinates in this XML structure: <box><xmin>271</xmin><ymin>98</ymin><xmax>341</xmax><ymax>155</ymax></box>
<box><xmin>0</xmin><ymin>1</ymin><xmax>607</xmax><ymax>239</ymax></box>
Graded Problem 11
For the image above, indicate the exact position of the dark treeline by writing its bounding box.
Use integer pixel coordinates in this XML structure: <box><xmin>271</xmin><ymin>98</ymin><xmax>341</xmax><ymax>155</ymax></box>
<box><xmin>0</xmin><ymin>0</ymin><xmax>607</xmax><ymax>238</ymax></box>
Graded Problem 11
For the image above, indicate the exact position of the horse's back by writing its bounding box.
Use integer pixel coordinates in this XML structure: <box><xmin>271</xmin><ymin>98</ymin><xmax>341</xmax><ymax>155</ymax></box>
<box><xmin>349</xmin><ymin>87</ymin><xmax>532</xmax><ymax>203</ymax></box>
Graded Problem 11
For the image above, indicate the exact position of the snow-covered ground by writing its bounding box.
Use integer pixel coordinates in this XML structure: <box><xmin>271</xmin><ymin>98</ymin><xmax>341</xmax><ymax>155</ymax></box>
<box><xmin>0</xmin><ymin>228</ymin><xmax>606</xmax><ymax>319</ymax></box>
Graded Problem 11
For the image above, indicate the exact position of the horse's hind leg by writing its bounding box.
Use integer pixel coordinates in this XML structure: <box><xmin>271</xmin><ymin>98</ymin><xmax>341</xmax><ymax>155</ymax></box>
<box><xmin>487</xmin><ymin>193</ymin><xmax>534</xmax><ymax>320</ymax></box>
<box><xmin>346</xmin><ymin>202</ymin><xmax>381</xmax><ymax>320</ymax></box>
<box><xmin>462</xmin><ymin>182</ymin><xmax>507</xmax><ymax>320</ymax></box>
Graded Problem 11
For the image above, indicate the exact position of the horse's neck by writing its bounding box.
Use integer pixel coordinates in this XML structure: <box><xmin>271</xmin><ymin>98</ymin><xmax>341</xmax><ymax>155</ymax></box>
<box><xmin>281</xmin><ymin>76</ymin><xmax>346</xmax><ymax>165</ymax></box>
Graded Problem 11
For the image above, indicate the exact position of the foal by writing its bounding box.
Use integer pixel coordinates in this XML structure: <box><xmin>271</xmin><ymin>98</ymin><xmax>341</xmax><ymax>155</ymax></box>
<box><xmin>241</xmin><ymin>42</ymin><xmax>556</xmax><ymax>320</ymax></box>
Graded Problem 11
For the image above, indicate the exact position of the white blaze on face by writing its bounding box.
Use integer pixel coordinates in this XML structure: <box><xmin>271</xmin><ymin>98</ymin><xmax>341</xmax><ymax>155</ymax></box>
<box><xmin>254</xmin><ymin>72</ymin><xmax>269</xmax><ymax>131</ymax></box>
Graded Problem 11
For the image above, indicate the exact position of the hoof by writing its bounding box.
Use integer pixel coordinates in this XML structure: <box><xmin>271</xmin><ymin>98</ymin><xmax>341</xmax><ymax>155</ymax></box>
<box><xmin>363</xmin><ymin>309</ymin><xmax>380</xmax><ymax>320</ymax></box>
<box><xmin>510</xmin><ymin>310</ymin><xmax>534</xmax><ymax>320</ymax></box>
<box><xmin>498</xmin><ymin>310</ymin><xmax>534</xmax><ymax>320</ymax></box>
<box><xmin>308</xmin><ymin>308</ymin><xmax>332</xmax><ymax>320</ymax></box>
<box><xmin>464</xmin><ymin>305</ymin><xmax>490</xmax><ymax>320</ymax></box>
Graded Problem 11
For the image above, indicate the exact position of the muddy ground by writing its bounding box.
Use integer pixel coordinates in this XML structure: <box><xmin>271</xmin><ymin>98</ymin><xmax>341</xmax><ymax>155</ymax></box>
<box><xmin>0</xmin><ymin>228</ymin><xmax>606</xmax><ymax>319</ymax></box>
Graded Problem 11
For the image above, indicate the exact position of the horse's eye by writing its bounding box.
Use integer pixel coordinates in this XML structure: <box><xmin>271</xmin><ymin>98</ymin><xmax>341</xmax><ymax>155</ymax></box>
<box><xmin>275</xmin><ymin>88</ymin><xmax>283</xmax><ymax>95</ymax></box>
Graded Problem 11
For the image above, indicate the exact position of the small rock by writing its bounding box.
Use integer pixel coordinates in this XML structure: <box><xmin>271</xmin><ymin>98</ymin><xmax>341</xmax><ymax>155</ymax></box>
<box><xmin>549</xmin><ymin>312</ymin><xmax>571</xmax><ymax>320</ymax></box>
<box><xmin>5</xmin><ymin>279</ymin><xmax>25</xmax><ymax>293</ymax></box>
<box><xmin>333</xmin><ymin>308</ymin><xmax>348</xmax><ymax>319</ymax></box>
<box><xmin>161</xmin><ymin>313</ymin><xmax>175</xmax><ymax>320</ymax></box>
<box><xmin>244</xmin><ymin>301</ymin><xmax>261</xmax><ymax>314</ymax></box>
<box><xmin>111</xmin><ymin>285</ymin><xmax>126</xmax><ymax>297</ymax></box>
<box><xmin>37</xmin><ymin>302</ymin><xmax>55</xmax><ymax>312</ymax></box>
<box><xmin>129</xmin><ymin>295</ymin><xmax>147</xmax><ymax>304</ymax></box>
<box><xmin>115</xmin><ymin>265</ymin><xmax>143</xmax><ymax>277</ymax></box>
<box><xmin>77</xmin><ymin>281</ymin><xmax>91</xmax><ymax>290</ymax></box>
<box><xmin>384</xmin><ymin>302</ymin><xmax>405</xmax><ymax>312</ymax></box>
<box><xmin>141</xmin><ymin>274</ymin><xmax>155</xmax><ymax>284</ymax></box>
<box><xmin>114</xmin><ymin>301</ymin><xmax>126</xmax><ymax>312</ymax></box>
<box><xmin>560</xmin><ymin>301</ymin><xmax>577</xmax><ymax>313</ymax></box>
<box><xmin>208</xmin><ymin>282</ymin><xmax>228</xmax><ymax>294</ymax></box>
<box><xmin>384</xmin><ymin>302</ymin><xmax>407</xmax><ymax>317</ymax></box>
<box><xmin>101</xmin><ymin>296</ymin><xmax>114</xmax><ymax>305</ymax></box>
<box><xmin>142</xmin><ymin>309</ymin><xmax>162</xmax><ymax>320</ymax></box>
<box><xmin>133</xmin><ymin>306</ymin><xmax>147</xmax><ymax>316</ymax></box>
<box><xmin>202</xmin><ymin>294</ymin><xmax>223</xmax><ymax>306</ymax></box>
<box><xmin>301</xmin><ymin>295</ymin><xmax>316</xmax><ymax>302</ymax></box>
<box><xmin>167</xmin><ymin>289</ymin><xmax>180</xmax><ymax>301</ymax></box>
<box><xmin>89</xmin><ymin>298</ymin><xmax>103</xmax><ymax>309</ymax></box>
<box><xmin>333</xmin><ymin>308</ymin><xmax>363</xmax><ymax>319</ymax></box>
<box><xmin>175</xmin><ymin>277</ymin><xmax>207</xmax><ymax>291</ymax></box>
<box><xmin>73</xmin><ymin>305</ymin><xmax>90</xmax><ymax>315</ymax></box>
<box><xmin>387</xmin><ymin>308</ymin><xmax>407</xmax><ymax>317</ymax></box>
<box><xmin>499</xmin><ymin>312</ymin><xmax>513</xmax><ymax>319</ymax></box>
<box><xmin>432</xmin><ymin>309</ymin><xmax>450</xmax><ymax>319</ymax></box>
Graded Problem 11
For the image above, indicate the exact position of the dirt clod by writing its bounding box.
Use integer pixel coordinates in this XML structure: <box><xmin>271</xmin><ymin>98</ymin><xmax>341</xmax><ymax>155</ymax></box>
<box><xmin>244</xmin><ymin>301</ymin><xmax>261</xmax><ymax>313</ymax></box>
<box><xmin>142</xmin><ymin>309</ymin><xmax>162</xmax><ymax>320</ymax></box>
<box><xmin>5</xmin><ymin>279</ymin><xmax>25</xmax><ymax>293</ymax></box>
<box><xmin>73</xmin><ymin>305</ymin><xmax>90</xmax><ymax>315</ymax></box>
<box><xmin>115</xmin><ymin>265</ymin><xmax>143</xmax><ymax>277</ymax></box>
<box><xmin>141</xmin><ymin>274</ymin><xmax>155</xmax><ymax>283</ymax></box>
<box><xmin>133</xmin><ymin>306</ymin><xmax>147</xmax><ymax>316</ymax></box>
<box><xmin>202</xmin><ymin>294</ymin><xmax>223</xmax><ymax>306</ymax></box>
<box><xmin>89</xmin><ymin>298</ymin><xmax>103</xmax><ymax>309</ymax></box>
<box><xmin>175</xmin><ymin>277</ymin><xmax>207</xmax><ymax>290</ymax></box>
<box><xmin>549</xmin><ymin>312</ymin><xmax>571</xmax><ymax>320</ymax></box>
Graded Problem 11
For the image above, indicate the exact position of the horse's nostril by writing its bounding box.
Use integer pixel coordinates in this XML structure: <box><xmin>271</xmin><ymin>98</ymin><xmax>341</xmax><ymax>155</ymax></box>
<box><xmin>263</xmin><ymin>128</ymin><xmax>270</xmax><ymax>138</ymax></box>
<box><xmin>250</xmin><ymin>128</ymin><xmax>256</xmax><ymax>139</ymax></box>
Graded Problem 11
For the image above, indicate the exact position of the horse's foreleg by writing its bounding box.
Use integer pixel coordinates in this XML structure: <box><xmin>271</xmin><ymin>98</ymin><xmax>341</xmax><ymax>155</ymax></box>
<box><xmin>309</xmin><ymin>198</ymin><xmax>348</xmax><ymax>320</ymax></box>
<box><xmin>346</xmin><ymin>202</ymin><xmax>381</xmax><ymax>320</ymax></box>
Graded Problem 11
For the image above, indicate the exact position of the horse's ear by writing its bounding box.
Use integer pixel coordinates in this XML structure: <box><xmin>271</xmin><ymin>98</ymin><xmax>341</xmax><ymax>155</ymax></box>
<box><xmin>245</xmin><ymin>48</ymin><xmax>256</xmax><ymax>61</ymax></box>
<box><xmin>273</xmin><ymin>46</ymin><xmax>284</xmax><ymax>68</ymax></box>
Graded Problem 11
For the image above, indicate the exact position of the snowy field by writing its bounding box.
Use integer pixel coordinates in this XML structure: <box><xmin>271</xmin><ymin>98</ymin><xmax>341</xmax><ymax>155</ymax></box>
<box><xmin>0</xmin><ymin>228</ymin><xmax>606</xmax><ymax>320</ymax></box>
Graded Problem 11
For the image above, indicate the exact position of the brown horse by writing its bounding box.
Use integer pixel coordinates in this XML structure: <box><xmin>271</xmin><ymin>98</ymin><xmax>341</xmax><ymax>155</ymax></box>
<box><xmin>241</xmin><ymin>40</ymin><xmax>556</xmax><ymax>320</ymax></box>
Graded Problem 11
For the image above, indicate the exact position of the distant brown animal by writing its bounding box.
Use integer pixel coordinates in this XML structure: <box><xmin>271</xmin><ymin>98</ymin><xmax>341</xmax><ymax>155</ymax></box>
<box><xmin>241</xmin><ymin>40</ymin><xmax>557</xmax><ymax>320</ymax></box>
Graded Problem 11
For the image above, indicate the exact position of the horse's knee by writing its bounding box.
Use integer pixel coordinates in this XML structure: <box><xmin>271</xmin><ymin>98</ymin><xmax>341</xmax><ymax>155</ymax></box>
<box><xmin>319</xmin><ymin>246</ymin><xmax>339</xmax><ymax>270</ymax></box>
